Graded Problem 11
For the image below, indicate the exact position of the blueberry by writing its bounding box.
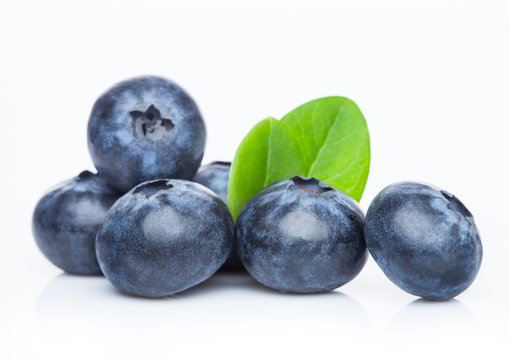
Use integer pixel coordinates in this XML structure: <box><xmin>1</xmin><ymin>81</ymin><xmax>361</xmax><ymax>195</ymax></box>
<box><xmin>192</xmin><ymin>161</ymin><xmax>243</xmax><ymax>271</ymax></box>
<box><xmin>365</xmin><ymin>182</ymin><xmax>482</xmax><ymax>300</ymax></box>
<box><xmin>88</xmin><ymin>76</ymin><xmax>206</xmax><ymax>192</ymax></box>
<box><xmin>193</xmin><ymin>161</ymin><xmax>231</xmax><ymax>203</ymax></box>
<box><xmin>32</xmin><ymin>171</ymin><xmax>121</xmax><ymax>275</ymax></box>
<box><xmin>236</xmin><ymin>176</ymin><xmax>367</xmax><ymax>293</ymax></box>
<box><xmin>96</xmin><ymin>179</ymin><xmax>234</xmax><ymax>297</ymax></box>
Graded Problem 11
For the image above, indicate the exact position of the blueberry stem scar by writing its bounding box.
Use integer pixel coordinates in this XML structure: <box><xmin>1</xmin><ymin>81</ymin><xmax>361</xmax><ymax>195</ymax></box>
<box><xmin>133</xmin><ymin>180</ymin><xmax>173</xmax><ymax>198</ymax></box>
<box><xmin>290</xmin><ymin>176</ymin><xmax>333</xmax><ymax>194</ymax></box>
<box><xmin>441</xmin><ymin>190</ymin><xmax>473</xmax><ymax>218</ymax></box>
<box><xmin>130</xmin><ymin>104</ymin><xmax>174</xmax><ymax>141</ymax></box>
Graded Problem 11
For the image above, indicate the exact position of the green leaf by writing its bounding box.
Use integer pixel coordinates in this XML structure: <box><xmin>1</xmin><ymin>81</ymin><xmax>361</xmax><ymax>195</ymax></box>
<box><xmin>227</xmin><ymin>117</ymin><xmax>306</xmax><ymax>221</ymax></box>
<box><xmin>228</xmin><ymin>97</ymin><xmax>370</xmax><ymax>221</ymax></box>
<box><xmin>281</xmin><ymin>97</ymin><xmax>370</xmax><ymax>202</ymax></box>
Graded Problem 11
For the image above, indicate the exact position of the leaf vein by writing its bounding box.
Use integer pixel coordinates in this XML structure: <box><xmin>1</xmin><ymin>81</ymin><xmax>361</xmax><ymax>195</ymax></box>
<box><xmin>263</xmin><ymin>120</ymin><xmax>272</xmax><ymax>187</ymax></box>
<box><xmin>307</xmin><ymin>100</ymin><xmax>347</xmax><ymax>176</ymax></box>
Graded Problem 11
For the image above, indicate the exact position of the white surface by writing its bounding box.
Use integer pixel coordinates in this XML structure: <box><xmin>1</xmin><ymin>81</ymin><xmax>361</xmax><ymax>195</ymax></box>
<box><xmin>1</xmin><ymin>1</ymin><xmax>508</xmax><ymax>359</ymax></box>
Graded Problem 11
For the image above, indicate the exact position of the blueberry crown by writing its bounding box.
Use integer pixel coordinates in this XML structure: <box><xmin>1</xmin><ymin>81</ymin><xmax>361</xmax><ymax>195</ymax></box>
<box><xmin>290</xmin><ymin>176</ymin><xmax>333</xmax><ymax>194</ymax></box>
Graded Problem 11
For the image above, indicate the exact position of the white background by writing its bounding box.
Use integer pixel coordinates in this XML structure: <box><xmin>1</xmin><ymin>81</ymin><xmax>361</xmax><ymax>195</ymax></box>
<box><xmin>1</xmin><ymin>0</ymin><xmax>508</xmax><ymax>359</ymax></box>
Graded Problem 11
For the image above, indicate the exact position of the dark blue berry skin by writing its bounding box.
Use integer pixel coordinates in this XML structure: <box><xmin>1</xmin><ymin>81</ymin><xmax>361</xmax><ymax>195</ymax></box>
<box><xmin>192</xmin><ymin>161</ymin><xmax>243</xmax><ymax>271</ymax></box>
<box><xmin>365</xmin><ymin>182</ymin><xmax>482</xmax><ymax>300</ymax></box>
<box><xmin>193</xmin><ymin>161</ymin><xmax>230</xmax><ymax>203</ymax></box>
<box><xmin>32</xmin><ymin>171</ymin><xmax>121</xmax><ymax>275</ymax></box>
<box><xmin>96</xmin><ymin>179</ymin><xmax>234</xmax><ymax>297</ymax></box>
<box><xmin>88</xmin><ymin>76</ymin><xmax>206</xmax><ymax>193</ymax></box>
<box><xmin>236</xmin><ymin>176</ymin><xmax>367</xmax><ymax>293</ymax></box>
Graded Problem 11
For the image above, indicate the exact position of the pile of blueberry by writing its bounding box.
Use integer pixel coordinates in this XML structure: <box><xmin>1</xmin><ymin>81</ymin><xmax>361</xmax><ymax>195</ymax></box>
<box><xmin>33</xmin><ymin>76</ymin><xmax>482</xmax><ymax>300</ymax></box>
